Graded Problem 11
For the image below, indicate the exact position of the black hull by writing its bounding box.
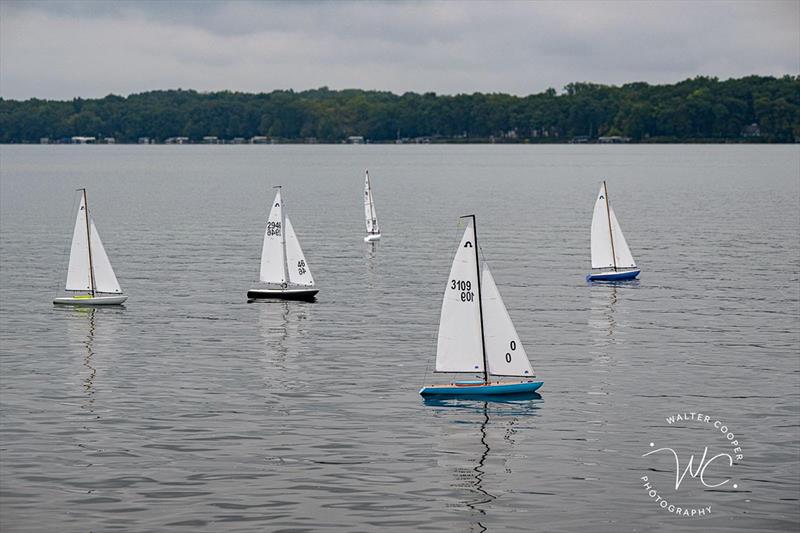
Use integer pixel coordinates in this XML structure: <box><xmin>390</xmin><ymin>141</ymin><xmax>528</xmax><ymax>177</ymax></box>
<box><xmin>247</xmin><ymin>289</ymin><xmax>318</xmax><ymax>302</ymax></box>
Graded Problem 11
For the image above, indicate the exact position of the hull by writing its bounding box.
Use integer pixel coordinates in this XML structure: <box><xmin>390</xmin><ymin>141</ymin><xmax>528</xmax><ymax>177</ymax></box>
<box><xmin>53</xmin><ymin>294</ymin><xmax>127</xmax><ymax>306</ymax></box>
<box><xmin>247</xmin><ymin>287</ymin><xmax>318</xmax><ymax>301</ymax></box>
<box><xmin>364</xmin><ymin>233</ymin><xmax>381</xmax><ymax>242</ymax></box>
<box><xmin>587</xmin><ymin>268</ymin><xmax>640</xmax><ymax>282</ymax></box>
<box><xmin>419</xmin><ymin>380</ymin><xmax>543</xmax><ymax>396</ymax></box>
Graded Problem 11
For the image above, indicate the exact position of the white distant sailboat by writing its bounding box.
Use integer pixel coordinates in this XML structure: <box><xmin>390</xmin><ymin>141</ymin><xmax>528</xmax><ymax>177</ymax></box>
<box><xmin>53</xmin><ymin>189</ymin><xmax>127</xmax><ymax>306</ymax></box>
<box><xmin>420</xmin><ymin>215</ymin><xmax>543</xmax><ymax>396</ymax></box>
<box><xmin>247</xmin><ymin>186</ymin><xmax>318</xmax><ymax>301</ymax></box>
<box><xmin>587</xmin><ymin>181</ymin><xmax>640</xmax><ymax>281</ymax></box>
<box><xmin>363</xmin><ymin>170</ymin><xmax>381</xmax><ymax>242</ymax></box>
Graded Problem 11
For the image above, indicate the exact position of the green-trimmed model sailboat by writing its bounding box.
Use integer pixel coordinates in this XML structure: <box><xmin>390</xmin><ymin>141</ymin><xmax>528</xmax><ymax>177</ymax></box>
<box><xmin>53</xmin><ymin>189</ymin><xmax>127</xmax><ymax>306</ymax></box>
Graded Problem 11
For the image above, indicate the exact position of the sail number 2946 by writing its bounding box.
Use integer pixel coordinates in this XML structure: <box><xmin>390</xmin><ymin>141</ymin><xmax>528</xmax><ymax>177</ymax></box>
<box><xmin>451</xmin><ymin>279</ymin><xmax>474</xmax><ymax>302</ymax></box>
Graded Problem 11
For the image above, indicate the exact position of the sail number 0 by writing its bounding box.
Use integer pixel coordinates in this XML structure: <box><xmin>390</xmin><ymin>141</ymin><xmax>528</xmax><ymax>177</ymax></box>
<box><xmin>451</xmin><ymin>279</ymin><xmax>473</xmax><ymax>302</ymax></box>
<box><xmin>505</xmin><ymin>340</ymin><xmax>516</xmax><ymax>363</ymax></box>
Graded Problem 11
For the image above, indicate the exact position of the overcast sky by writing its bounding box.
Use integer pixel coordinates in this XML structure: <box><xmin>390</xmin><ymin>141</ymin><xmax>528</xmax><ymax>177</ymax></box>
<box><xmin>1</xmin><ymin>0</ymin><xmax>798</xmax><ymax>100</ymax></box>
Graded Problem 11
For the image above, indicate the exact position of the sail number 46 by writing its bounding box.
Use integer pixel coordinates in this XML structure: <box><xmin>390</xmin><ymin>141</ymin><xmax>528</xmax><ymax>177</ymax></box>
<box><xmin>451</xmin><ymin>279</ymin><xmax>474</xmax><ymax>302</ymax></box>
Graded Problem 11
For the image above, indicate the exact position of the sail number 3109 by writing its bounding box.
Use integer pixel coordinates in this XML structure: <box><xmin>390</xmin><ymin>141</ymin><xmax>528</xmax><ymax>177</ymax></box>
<box><xmin>451</xmin><ymin>279</ymin><xmax>474</xmax><ymax>302</ymax></box>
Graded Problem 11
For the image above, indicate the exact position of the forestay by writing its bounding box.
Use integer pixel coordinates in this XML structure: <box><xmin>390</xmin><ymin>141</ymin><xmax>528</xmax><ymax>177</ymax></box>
<box><xmin>364</xmin><ymin>171</ymin><xmax>379</xmax><ymax>234</ymax></box>
<box><xmin>481</xmin><ymin>265</ymin><xmax>534</xmax><ymax>377</ymax></box>
<box><xmin>65</xmin><ymin>196</ymin><xmax>92</xmax><ymax>291</ymax></box>
<box><xmin>259</xmin><ymin>190</ymin><xmax>287</xmax><ymax>284</ymax></box>
<box><xmin>285</xmin><ymin>216</ymin><xmax>315</xmax><ymax>286</ymax></box>
<box><xmin>88</xmin><ymin>218</ymin><xmax>122</xmax><ymax>293</ymax></box>
<box><xmin>435</xmin><ymin>222</ymin><xmax>483</xmax><ymax>373</ymax></box>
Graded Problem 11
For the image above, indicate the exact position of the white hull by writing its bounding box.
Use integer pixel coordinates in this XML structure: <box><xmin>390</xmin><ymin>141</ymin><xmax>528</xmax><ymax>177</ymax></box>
<box><xmin>364</xmin><ymin>233</ymin><xmax>381</xmax><ymax>242</ymax></box>
<box><xmin>53</xmin><ymin>294</ymin><xmax>127</xmax><ymax>306</ymax></box>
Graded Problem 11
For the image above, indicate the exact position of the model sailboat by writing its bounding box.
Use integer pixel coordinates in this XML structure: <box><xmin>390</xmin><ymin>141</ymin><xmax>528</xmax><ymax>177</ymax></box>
<box><xmin>247</xmin><ymin>186</ymin><xmax>318</xmax><ymax>301</ymax></box>
<box><xmin>587</xmin><ymin>181</ymin><xmax>640</xmax><ymax>281</ymax></box>
<box><xmin>53</xmin><ymin>189</ymin><xmax>127</xmax><ymax>306</ymax></box>
<box><xmin>419</xmin><ymin>215</ymin><xmax>543</xmax><ymax>396</ymax></box>
<box><xmin>363</xmin><ymin>170</ymin><xmax>381</xmax><ymax>242</ymax></box>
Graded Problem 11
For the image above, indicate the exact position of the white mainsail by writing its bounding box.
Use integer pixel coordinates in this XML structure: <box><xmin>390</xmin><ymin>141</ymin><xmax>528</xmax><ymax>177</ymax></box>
<box><xmin>64</xmin><ymin>195</ymin><xmax>122</xmax><ymax>293</ymax></box>
<box><xmin>284</xmin><ymin>216</ymin><xmax>315</xmax><ymax>286</ymax></box>
<box><xmin>65</xmin><ymin>195</ymin><xmax>92</xmax><ymax>291</ymax></box>
<box><xmin>590</xmin><ymin>183</ymin><xmax>636</xmax><ymax>269</ymax></box>
<box><xmin>481</xmin><ymin>265</ymin><xmax>534</xmax><ymax>377</ymax></box>
<box><xmin>435</xmin><ymin>222</ymin><xmax>483</xmax><ymax>373</ymax></box>
<box><xmin>259</xmin><ymin>190</ymin><xmax>288</xmax><ymax>284</ymax></box>
<box><xmin>364</xmin><ymin>171</ymin><xmax>379</xmax><ymax>235</ymax></box>
<box><xmin>88</xmin><ymin>218</ymin><xmax>122</xmax><ymax>293</ymax></box>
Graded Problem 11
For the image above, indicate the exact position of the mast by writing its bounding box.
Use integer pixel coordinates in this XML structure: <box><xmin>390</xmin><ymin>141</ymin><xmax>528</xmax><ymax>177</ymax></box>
<box><xmin>82</xmin><ymin>188</ymin><xmax>96</xmax><ymax>295</ymax></box>
<box><xmin>603</xmin><ymin>180</ymin><xmax>618</xmax><ymax>271</ymax></box>
<box><xmin>275</xmin><ymin>185</ymin><xmax>290</xmax><ymax>285</ymax></box>
<box><xmin>462</xmin><ymin>214</ymin><xmax>489</xmax><ymax>384</ymax></box>
<box><xmin>366</xmin><ymin>170</ymin><xmax>376</xmax><ymax>233</ymax></box>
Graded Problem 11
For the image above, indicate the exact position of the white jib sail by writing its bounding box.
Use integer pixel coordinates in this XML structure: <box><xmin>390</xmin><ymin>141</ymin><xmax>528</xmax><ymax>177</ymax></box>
<box><xmin>609</xmin><ymin>207</ymin><xmax>636</xmax><ymax>268</ymax></box>
<box><xmin>284</xmin><ymin>216</ymin><xmax>315</xmax><ymax>286</ymax></box>
<box><xmin>435</xmin><ymin>222</ymin><xmax>484</xmax><ymax>373</ymax></box>
<box><xmin>259</xmin><ymin>190</ymin><xmax>287</xmax><ymax>284</ymax></box>
<box><xmin>481</xmin><ymin>265</ymin><xmax>534</xmax><ymax>377</ymax></box>
<box><xmin>65</xmin><ymin>195</ymin><xmax>92</xmax><ymax>291</ymax></box>
<box><xmin>88</xmin><ymin>217</ymin><xmax>122</xmax><ymax>293</ymax></box>
<box><xmin>364</xmin><ymin>171</ymin><xmax>379</xmax><ymax>235</ymax></box>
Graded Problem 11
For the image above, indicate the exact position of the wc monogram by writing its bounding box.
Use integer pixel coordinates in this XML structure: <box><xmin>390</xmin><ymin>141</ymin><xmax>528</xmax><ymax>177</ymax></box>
<box><xmin>639</xmin><ymin>412</ymin><xmax>744</xmax><ymax>518</ymax></box>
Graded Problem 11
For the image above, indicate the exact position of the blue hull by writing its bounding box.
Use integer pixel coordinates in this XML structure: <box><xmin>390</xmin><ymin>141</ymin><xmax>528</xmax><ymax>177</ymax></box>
<box><xmin>419</xmin><ymin>381</ymin><xmax>543</xmax><ymax>396</ymax></box>
<box><xmin>586</xmin><ymin>269</ymin><xmax>640</xmax><ymax>282</ymax></box>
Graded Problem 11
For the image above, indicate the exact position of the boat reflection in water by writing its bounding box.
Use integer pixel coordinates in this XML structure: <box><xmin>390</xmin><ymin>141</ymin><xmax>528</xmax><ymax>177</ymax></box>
<box><xmin>424</xmin><ymin>393</ymin><xmax>542</xmax><ymax>531</ymax></box>
<box><xmin>255</xmin><ymin>298</ymin><xmax>309</xmax><ymax>392</ymax></box>
<box><xmin>62</xmin><ymin>306</ymin><xmax>124</xmax><ymax>407</ymax></box>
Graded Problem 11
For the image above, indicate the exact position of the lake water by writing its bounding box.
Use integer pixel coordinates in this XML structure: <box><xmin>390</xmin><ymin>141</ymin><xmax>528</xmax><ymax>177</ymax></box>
<box><xmin>0</xmin><ymin>145</ymin><xmax>798</xmax><ymax>532</ymax></box>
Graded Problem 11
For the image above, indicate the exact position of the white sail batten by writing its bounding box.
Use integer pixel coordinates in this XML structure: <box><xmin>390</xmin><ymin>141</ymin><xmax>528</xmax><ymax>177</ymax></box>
<box><xmin>609</xmin><ymin>207</ymin><xmax>636</xmax><ymax>268</ymax></box>
<box><xmin>590</xmin><ymin>184</ymin><xmax>615</xmax><ymax>269</ymax></box>
<box><xmin>259</xmin><ymin>190</ymin><xmax>287</xmax><ymax>284</ymax></box>
<box><xmin>88</xmin><ymin>218</ymin><xmax>122</xmax><ymax>293</ymax></box>
<box><xmin>481</xmin><ymin>265</ymin><xmax>534</xmax><ymax>377</ymax></box>
<box><xmin>435</xmin><ymin>222</ymin><xmax>484</xmax><ymax>373</ymax></box>
<box><xmin>364</xmin><ymin>171</ymin><xmax>379</xmax><ymax>235</ymax></box>
<box><xmin>285</xmin><ymin>216</ymin><xmax>315</xmax><ymax>286</ymax></box>
<box><xmin>65</xmin><ymin>195</ymin><xmax>92</xmax><ymax>291</ymax></box>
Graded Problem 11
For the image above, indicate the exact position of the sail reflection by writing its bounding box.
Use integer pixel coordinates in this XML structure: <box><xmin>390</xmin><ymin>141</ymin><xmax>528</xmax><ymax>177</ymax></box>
<box><xmin>426</xmin><ymin>394</ymin><xmax>542</xmax><ymax>531</ymax></box>
<box><xmin>256</xmin><ymin>300</ymin><xmax>308</xmax><ymax>388</ymax></box>
<box><xmin>589</xmin><ymin>284</ymin><xmax>619</xmax><ymax>349</ymax></box>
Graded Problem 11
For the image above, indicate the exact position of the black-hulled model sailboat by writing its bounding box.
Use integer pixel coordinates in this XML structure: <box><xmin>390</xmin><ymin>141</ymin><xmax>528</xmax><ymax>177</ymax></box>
<box><xmin>247</xmin><ymin>186</ymin><xmax>318</xmax><ymax>301</ymax></box>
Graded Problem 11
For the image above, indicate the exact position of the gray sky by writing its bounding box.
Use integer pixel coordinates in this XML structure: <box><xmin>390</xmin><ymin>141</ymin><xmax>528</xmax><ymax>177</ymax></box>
<box><xmin>1</xmin><ymin>0</ymin><xmax>798</xmax><ymax>100</ymax></box>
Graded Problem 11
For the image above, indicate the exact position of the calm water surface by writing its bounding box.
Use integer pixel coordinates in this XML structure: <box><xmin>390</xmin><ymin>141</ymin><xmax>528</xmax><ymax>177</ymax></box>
<box><xmin>1</xmin><ymin>145</ymin><xmax>798</xmax><ymax>532</ymax></box>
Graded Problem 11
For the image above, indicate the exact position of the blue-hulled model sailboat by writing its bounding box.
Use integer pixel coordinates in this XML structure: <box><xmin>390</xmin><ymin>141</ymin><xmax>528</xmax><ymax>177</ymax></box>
<box><xmin>587</xmin><ymin>181</ymin><xmax>640</xmax><ymax>281</ymax></box>
<box><xmin>419</xmin><ymin>215</ymin><xmax>543</xmax><ymax>396</ymax></box>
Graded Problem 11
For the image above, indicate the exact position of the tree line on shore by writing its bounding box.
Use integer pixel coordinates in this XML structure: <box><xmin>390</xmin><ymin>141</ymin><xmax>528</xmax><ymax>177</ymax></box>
<box><xmin>1</xmin><ymin>75</ymin><xmax>798</xmax><ymax>144</ymax></box>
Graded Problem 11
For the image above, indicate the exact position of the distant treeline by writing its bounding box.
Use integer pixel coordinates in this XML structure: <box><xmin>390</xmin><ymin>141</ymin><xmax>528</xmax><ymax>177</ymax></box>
<box><xmin>1</xmin><ymin>75</ymin><xmax>798</xmax><ymax>143</ymax></box>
